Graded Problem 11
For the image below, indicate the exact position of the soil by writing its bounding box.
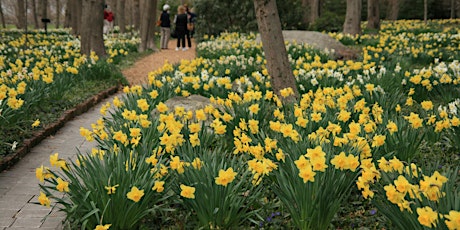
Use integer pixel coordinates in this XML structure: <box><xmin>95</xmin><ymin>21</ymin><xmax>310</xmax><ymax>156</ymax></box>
<box><xmin>121</xmin><ymin>39</ymin><xmax>197</xmax><ymax>85</ymax></box>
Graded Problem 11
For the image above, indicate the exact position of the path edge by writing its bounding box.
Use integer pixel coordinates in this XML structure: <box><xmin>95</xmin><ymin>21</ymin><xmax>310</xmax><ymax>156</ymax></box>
<box><xmin>0</xmin><ymin>84</ymin><xmax>121</xmax><ymax>172</ymax></box>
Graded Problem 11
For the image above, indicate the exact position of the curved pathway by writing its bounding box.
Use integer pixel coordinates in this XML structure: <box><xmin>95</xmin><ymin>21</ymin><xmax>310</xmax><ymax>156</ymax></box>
<box><xmin>0</xmin><ymin>39</ymin><xmax>196</xmax><ymax>230</ymax></box>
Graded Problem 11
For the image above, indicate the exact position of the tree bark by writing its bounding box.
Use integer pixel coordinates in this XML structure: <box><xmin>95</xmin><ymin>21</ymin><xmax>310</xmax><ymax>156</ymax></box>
<box><xmin>81</xmin><ymin>0</ymin><xmax>106</xmax><ymax>57</ymax></box>
<box><xmin>451</xmin><ymin>0</ymin><xmax>455</xmax><ymax>18</ymax></box>
<box><xmin>64</xmin><ymin>0</ymin><xmax>71</xmax><ymax>28</ymax></box>
<box><xmin>309</xmin><ymin>0</ymin><xmax>320</xmax><ymax>26</ymax></box>
<box><xmin>343</xmin><ymin>0</ymin><xmax>362</xmax><ymax>35</ymax></box>
<box><xmin>0</xmin><ymin>0</ymin><xmax>6</xmax><ymax>28</ymax></box>
<box><xmin>40</xmin><ymin>0</ymin><xmax>48</xmax><ymax>29</ymax></box>
<box><xmin>69</xmin><ymin>0</ymin><xmax>82</xmax><ymax>35</ymax></box>
<box><xmin>423</xmin><ymin>0</ymin><xmax>427</xmax><ymax>24</ymax></box>
<box><xmin>116</xmin><ymin>0</ymin><xmax>125</xmax><ymax>33</ymax></box>
<box><xmin>125</xmin><ymin>0</ymin><xmax>131</xmax><ymax>27</ymax></box>
<box><xmin>253</xmin><ymin>0</ymin><xmax>299</xmax><ymax>101</ymax></box>
<box><xmin>31</xmin><ymin>0</ymin><xmax>39</xmax><ymax>28</ymax></box>
<box><xmin>16</xmin><ymin>0</ymin><xmax>26</xmax><ymax>29</ymax></box>
<box><xmin>366</xmin><ymin>0</ymin><xmax>380</xmax><ymax>30</ymax></box>
<box><xmin>133</xmin><ymin>0</ymin><xmax>140</xmax><ymax>30</ymax></box>
<box><xmin>138</xmin><ymin>0</ymin><xmax>158</xmax><ymax>52</ymax></box>
<box><xmin>386</xmin><ymin>0</ymin><xmax>399</xmax><ymax>20</ymax></box>
<box><xmin>301</xmin><ymin>0</ymin><xmax>309</xmax><ymax>26</ymax></box>
<box><xmin>56</xmin><ymin>0</ymin><xmax>61</xmax><ymax>28</ymax></box>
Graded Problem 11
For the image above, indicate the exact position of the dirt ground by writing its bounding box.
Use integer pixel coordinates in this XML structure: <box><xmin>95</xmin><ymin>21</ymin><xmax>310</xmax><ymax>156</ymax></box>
<box><xmin>121</xmin><ymin>39</ymin><xmax>196</xmax><ymax>85</ymax></box>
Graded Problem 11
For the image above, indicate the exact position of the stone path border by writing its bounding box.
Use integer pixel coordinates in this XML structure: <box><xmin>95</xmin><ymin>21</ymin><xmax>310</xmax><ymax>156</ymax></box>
<box><xmin>0</xmin><ymin>39</ymin><xmax>196</xmax><ymax>230</ymax></box>
<box><xmin>0</xmin><ymin>86</ymin><xmax>120</xmax><ymax>172</ymax></box>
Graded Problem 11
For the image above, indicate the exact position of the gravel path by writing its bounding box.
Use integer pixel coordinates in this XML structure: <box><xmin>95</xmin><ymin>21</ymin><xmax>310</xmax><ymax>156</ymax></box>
<box><xmin>122</xmin><ymin>39</ymin><xmax>196</xmax><ymax>85</ymax></box>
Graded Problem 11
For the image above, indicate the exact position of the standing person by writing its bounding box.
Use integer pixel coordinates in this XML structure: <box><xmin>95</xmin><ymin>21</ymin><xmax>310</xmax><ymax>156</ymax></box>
<box><xmin>174</xmin><ymin>5</ymin><xmax>188</xmax><ymax>51</ymax></box>
<box><xmin>159</xmin><ymin>4</ymin><xmax>171</xmax><ymax>49</ymax></box>
<box><xmin>103</xmin><ymin>5</ymin><xmax>114</xmax><ymax>34</ymax></box>
<box><xmin>184</xmin><ymin>4</ymin><xmax>196</xmax><ymax>47</ymax></box>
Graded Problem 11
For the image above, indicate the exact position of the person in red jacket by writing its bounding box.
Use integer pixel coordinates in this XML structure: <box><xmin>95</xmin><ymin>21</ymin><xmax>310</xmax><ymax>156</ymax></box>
<box><xmin>103</xmin><ymin>4</ymin><xmax>114</xmax><ymax>34</ymax></box>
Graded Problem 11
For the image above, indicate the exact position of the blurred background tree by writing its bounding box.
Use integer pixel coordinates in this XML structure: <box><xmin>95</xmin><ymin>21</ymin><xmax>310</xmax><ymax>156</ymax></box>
<box><xmin>0</xmin><ymin>0</ymin><xmax>458</xmax><ymax>35</ymax></box>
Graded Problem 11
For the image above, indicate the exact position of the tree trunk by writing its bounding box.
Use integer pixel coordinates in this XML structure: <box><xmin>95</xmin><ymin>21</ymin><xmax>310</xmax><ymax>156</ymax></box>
<box><xmin>301</xmin><ymin>0</ymin><xmax>309</xmax><ymax>26</ymax></box>
<box><xmin>16</xmin><ymin>0</ymin><xmax>26</xmax><ymax>29</ymax></box>
<box><xmin>309</xmin><ymin>0</ymin><xmax>320</xmax><ymax>26</ymax></box>
<box><xmin>117</xmin><ymin>0</ymin><xmax>125</xmax><ymax>33</ymax></box>
<box><xmin>69</xmin><ymin>0</ymin><xmax>82</xmax><ymax>35</ymax></box>
<box><xmin>40</xmin><ymin>0</ymin><xmax>48</xmax><ymax>29</ymax></box>
<box><xmin>31</xmin><ymin>0</ymin><xmax>39</xmax><ymax>28</ymax></box>
<box><xmin>457</xmin><ymin>0</ymin><xmax>460</xmax><ymax>19</ymax></box>
<box><xmin>125</xmin><ymin>0</ymin><xmax>131</xmax><ymax>27</ymax></box>
<box><xmin>56</xmin><ymin>0</ymin><xmax>61</xmax><ymax>28</ymax></box>
<box><xmin>423</xmin><ymin>0</ymin><xmax>427</xmax><ymax>24</ymax></box>
<box><xmin>451</xmin><ymin>0</ymin><xmax>455</xmax><ymax>18</ymax></box>
<box><xmin>138</xmin><ymin>0</ymin><xmax>158</xmax><ymax>52</ymax></box>
<box><xmin>343</xmin><ymin>0</ymin><xmax>362</xmax><ymax>35</ymax></box>
<box><xmin>64</xmin><ymin>0</ymin><xmax>71</xmax><ymax>28</ymax></box>
<box><xmin>0</xmin><ymin>0</ymin><xmax>6</xmax><ymax>28</ymax></box>
<box><xmin>81</xmin><ymin>0</ymin><xmax>106</xmax><ymax>57</ymax></box>
<box><xmin>253</xmin><ymin>0</ymin><xmax>299</xmax><ymax>101</ymax></box>
<box><xmin>133</xmin><ymin>0</ymin><xmax>140</xmax><ymax>30</ymax></box>
<box><xmin>366</xmin><ymin>0</ymin><xmax>380</xmax><ymax>30</ymax></box>
<box><xmin>386</xmin><ymin>0</ymin><xmax>399</xmax><ymax>20</ymax></box>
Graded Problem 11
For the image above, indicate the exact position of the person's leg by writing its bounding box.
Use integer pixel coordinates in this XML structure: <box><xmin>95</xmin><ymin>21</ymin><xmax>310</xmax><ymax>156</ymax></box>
<box><xmin>165</xmin><ymin>27</ymin><xmax>171</xmax><ymax>48</ymax></box>
<box><xmin>176</xmin><ymin>35</ymin><xmax>180</xmax><ymax>51</ymax></box>
<box><xmin>103</xmin><ymin>20</ymin><xmax>109</xmax><ymax>34</ymax></box>
<box><xmin>160</xmin><ymin>28</ymin><xmax>165</xmax><ymax>49</ymax></box>
<box><xmin>186</xmin><ymin>30</ymin><xmax>191</xmax><ymax>48</ymax></box>
<box><xmin>109</xmin><ymin>21</ymin><xmax>114</xmax><ymax>34</ymax></box>
<box><xmin>181</xmin><ymin>34</ymin><xmax>186</xmax><ymax>49</ymax></box>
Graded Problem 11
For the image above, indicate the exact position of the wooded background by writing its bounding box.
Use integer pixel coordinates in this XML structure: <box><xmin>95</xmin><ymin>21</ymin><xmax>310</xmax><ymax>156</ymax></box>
<box><xmin>1</xmin><ymin>0</ymin><xmax>458</xmax><ymax>87</ymax></box>
<box><xmin>0</xmin><ymin>0</ymin><xmax>458</xmax><ymax>33</ymax></box>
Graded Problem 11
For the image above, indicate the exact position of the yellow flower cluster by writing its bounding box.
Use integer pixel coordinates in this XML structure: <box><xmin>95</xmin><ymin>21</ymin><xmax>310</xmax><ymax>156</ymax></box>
<box><xmin>215</xmin><ymin>168</ymin><xmax>237</xmax><ymax>186</ymax></box>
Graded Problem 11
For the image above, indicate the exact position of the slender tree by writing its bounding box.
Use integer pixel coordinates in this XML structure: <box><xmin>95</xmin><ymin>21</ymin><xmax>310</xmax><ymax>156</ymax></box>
<box><xmin>451</xmin><ymin>0</ymin><xmax>455</xmax><ymax>18</ymax></box>
<box><xmin>424</xmin><ymin>0</ymin><xmax>428</xmax><ymax>24</ymax></box>
<box><xmin>367</xmin><ymin>0</ymin><xmax>380</xmax><ymax>30</ymax></box>
<box><xmin>0</xmin><ymin>0</ymin><xmax>6</xmax><ymax>28</ymax></box>
<box><xmin>68</xmin><ymin>0</ymin><xmax>82</xmax><ymax>35</ymax></box>
<box><xmin>343</xmin><ymin>0</ymin><xmax>362</xmax><ymax>35</ymax></box>
<box><xmin>138</xmin><ymin>0</ymin><xmax>158</xmax><ymax>52</ymax></box>
<box><xmin>133</xmin><ymin>0</ymin><xmax>140</xmax><ymax>29</ymax></box>
<box><xmin>56</xmin><ymin>0</ymin><xmax>61</xmax><ymax>28</ymax></box>
<box><xmin>301</xmin><ymin>0</ymin><xmax>309</xmax><ymax>26</ymax></box>
<box><xmin>31</xmin><ymin>0</ymin><xmax>39</xmax><ymax>28</ymax></box>
<box><xmin>309</xmin><ymin>0</ymin><xmax>320</xmax><ymax>26</ymax></box>
<box><xmin>253</xmin><ymin>0</ymin><xmax>299</xmax><ymax>100</ymax></box>
<box><xmin>39</xmin><ymin>0</ymin><xmax>48</xmax><ymax>29</ymax></box>
<box><xmin>16</xmin><ymin>0</ymin><xmax>26</xmax><ymax>29</ymax></box>
<box><xmin>116</xmin><ymin>0</ymin><xmax>125</xmax><ymax>33</ymax></box>
<box><xmin>386</xmin><ymin>0</ymin><xmax>399</xmax><ymax>20</ymax></box>
<box><xmin>64</xmin><ymin>0</ymin><xmax>71</xmax><ymax>28</ymax></box>
<box><xmin>80</xmin><ymin>0</ymin><xmax>106</xmax><ymax>57</ymax></box>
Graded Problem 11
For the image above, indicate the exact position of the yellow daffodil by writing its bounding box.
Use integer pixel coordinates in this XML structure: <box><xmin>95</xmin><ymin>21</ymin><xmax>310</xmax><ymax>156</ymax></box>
<box><xmin>180</xmin><ymin>184</ymin><xmax>195</xmax><ymax>199</ymax></box>
<box><xmin>94</xmin><ymin>224</ymin><xmax>112</xmax><ymax>230</ymax></box>
<box><xmin>126</xmin><ymin>186</ymin><xmax>144</xmax><ymax>202</ymax></box>
<box><xmin>215</xmin><ymin>167</ymin><xmax>238</xmax><ymax>186</ymax></box>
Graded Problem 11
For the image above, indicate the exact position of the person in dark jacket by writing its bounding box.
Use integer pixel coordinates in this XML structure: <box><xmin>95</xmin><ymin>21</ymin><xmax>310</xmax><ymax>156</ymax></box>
<box><xmin>160</xmin><ymin>4</ymin><xmax>171</xmax><ymax>49</ymax></box>
<box><xmin>184</xmin><ymin>4</ymin><xmax>196</xmax><ymax>46</ymax></box>
<box><xmin>174</xmin><ymin>5</ymin><xmax>188</xmax><ymax>51</ymax></box>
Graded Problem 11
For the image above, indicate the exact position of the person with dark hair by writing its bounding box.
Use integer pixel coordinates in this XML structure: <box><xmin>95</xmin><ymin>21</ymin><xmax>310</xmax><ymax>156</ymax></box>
<box><xmin>174</xmin><ymin>5</ymin><xmax>188</xmax><ymax>51</ymax></box>
<box><xmin>159</xmin><ymin>4</ymin><xmax>171</xmax><ymax>49</ymax></box>
<box><xmin>184</xmin><ymin>4</ymin><xmax>196</xmax><ymax>46</ymax></box>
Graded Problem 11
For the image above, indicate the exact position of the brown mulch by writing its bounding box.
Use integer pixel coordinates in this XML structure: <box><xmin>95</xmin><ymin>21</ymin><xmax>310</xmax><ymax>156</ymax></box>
<box><xmin>122</xmin><ymin>39</ymin><xmax>197</xmax><ymax>85</ymax></box>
